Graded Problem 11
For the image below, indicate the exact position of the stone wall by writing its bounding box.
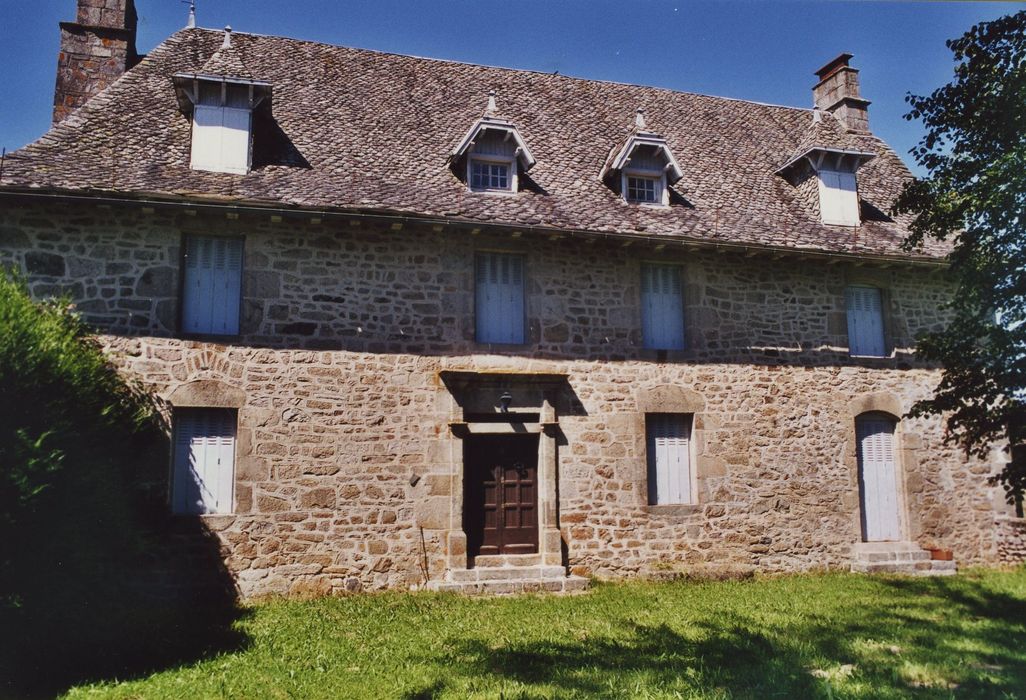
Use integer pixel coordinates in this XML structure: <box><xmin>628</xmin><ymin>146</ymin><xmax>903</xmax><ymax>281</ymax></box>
<box><xmin>997</xmin><ymin>517</ymin><xmax>1026</xmax><ymax>565</ymax></box>
<box><xmin>0</xmin><ymin>199</ymin><xmax>1015</xmax><ymax>596</ymax></box>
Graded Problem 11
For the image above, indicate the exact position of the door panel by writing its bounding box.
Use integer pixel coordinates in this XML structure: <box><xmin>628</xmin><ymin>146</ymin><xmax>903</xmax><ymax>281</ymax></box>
<box><xmin>857</xmin><ymin>417</ymin><xmax>902</xmax><ymax>542</ymax></box>
<box><xmin>464</xmin><ymin>434</ymin><xmax>539</xmax><ymax>558</ymax></box>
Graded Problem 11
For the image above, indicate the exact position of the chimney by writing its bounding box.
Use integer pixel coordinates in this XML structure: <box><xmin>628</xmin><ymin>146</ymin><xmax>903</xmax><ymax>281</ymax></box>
<box><xmin>813</xmin><ymin>53</ymin><xmax>871</xmax><ymax>133</ymax></box>
<box><xmin>53</xmin><ymin>0</ymin><xmax>139</xmax><ymax>123</ymax></box>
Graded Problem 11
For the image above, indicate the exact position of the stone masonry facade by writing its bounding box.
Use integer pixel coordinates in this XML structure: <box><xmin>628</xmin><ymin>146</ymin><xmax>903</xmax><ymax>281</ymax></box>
<box><xmin>1</xmin><ymin>199</ymin><xmax>1022</xmax><ymax>597</ymax></box>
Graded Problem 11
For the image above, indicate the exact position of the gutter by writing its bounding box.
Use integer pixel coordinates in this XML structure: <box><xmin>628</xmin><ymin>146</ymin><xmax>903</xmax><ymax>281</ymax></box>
<box><xmin>0</xmin><ymin>187</ymin><xmax>947</xmax><ymax>269</ymax></box>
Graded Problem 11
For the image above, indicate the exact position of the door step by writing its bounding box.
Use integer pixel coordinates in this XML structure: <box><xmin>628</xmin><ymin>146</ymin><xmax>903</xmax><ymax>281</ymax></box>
<box><xmin>427</xmin><ymin>564</ymin><xmax>589</xmax><ymax>595</ymax></box>
<box><xmin>851</xmin><ymin>542</ymin><xmax>956</xmax><ymax>576</ymax></box>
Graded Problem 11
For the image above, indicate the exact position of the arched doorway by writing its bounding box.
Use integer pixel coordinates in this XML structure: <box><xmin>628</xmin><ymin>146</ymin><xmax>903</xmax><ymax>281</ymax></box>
<box><xmin>856</xmin><ymin>412</ymin><xmax>903</xmax><ymax>542</ymax></box>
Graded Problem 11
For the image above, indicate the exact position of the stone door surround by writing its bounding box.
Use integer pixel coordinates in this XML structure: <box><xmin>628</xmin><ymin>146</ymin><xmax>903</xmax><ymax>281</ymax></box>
<box><xmin>439</xmin><ymin>370</ymin><xmax>568</xmax><ymax>570</ymax></box>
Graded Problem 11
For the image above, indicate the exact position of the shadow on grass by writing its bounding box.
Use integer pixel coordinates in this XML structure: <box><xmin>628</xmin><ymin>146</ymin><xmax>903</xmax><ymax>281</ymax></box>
<box><xmin>403</xmin><ymin>574</ymin><xmax>1026</xmax><ymax>699</ymax></box>
<box><xmin>0</xmin><ymin>433</ymin><xmax>249</xmax><ymax>699</ymax></box>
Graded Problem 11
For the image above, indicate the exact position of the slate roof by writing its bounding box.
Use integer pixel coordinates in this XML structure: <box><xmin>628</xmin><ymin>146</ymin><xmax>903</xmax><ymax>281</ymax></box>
<box><xmin>0</xmin><ymin>28</ymin><xmax>946</xmax><ymax>260</ymax></box>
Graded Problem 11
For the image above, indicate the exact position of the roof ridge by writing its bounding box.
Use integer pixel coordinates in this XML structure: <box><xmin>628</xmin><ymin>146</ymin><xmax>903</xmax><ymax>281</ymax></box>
<box><xmin>186</xmin><ymin>26</ymin><xmax>815</xmax><ymax>115</ymax></box>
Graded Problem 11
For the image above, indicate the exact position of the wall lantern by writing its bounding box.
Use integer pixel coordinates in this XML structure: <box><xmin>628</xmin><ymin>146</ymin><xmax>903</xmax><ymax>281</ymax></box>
<box><xmin>499</xmin><ymin>391</ymin><xmax>513</xmax><ymax>414</ymax></box>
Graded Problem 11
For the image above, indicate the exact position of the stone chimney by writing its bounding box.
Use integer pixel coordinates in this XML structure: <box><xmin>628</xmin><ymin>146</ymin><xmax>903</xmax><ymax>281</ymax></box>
<box><xmin>813</xmin><ymin>53</ymin><xmax>871</xmax><ymax>133</ymax></box>
<box><xmin>53</xmin><ymin>0</ymin><xmax>139</xmax><ymax>124</ymax></box>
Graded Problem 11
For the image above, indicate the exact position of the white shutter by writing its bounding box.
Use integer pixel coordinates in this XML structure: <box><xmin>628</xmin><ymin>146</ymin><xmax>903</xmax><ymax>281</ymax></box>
<box><xmin>856</xmin><ymin>417</ymin><xmax>900</xmax><ymax>541</ymax></box>
<box><xmin>220</xmin><ymin>107</ymin><xmax>252</xmax><ymax>174</ymax></box>
<box><xmin>182</xmin><ymin>236</ymin><xmax>242</xmax><ymax>336</ymax></box>
<box><xmin>190</xmin><ymin>105</ymin><xmax>252</xmax><ymax>174</ymax></box>
<box><xmin>475</xmin><ymin>253</ymin><xmax>525</xmax><ymax>344</ymax></box>
<box><xmin>172</xmin><ymin>409</ymin><xmax>236</xmax><ymax>515</ymax></box>
<box><xmin>191</xmin><ymin>105</ymin><xmax>225</xmax><ymax>172</ymax></box>
<box><xmin>647</xmin><ymin>414</ymin><xmax>693</xmax><ymax>505</ymax></box>
<box><xmin>846</xmin><ymin>286</ymin><xmax>886</xmax><ymax>356</ymax></box>
<box><xmin>819</xmin><ymin>170</ymin><xmax>860</xmax><ymax>226</ymax></box>
<box><xmin>641</xmin><ymin>264</ymin><xmax>685</xmax><ymax>350</ymax></box>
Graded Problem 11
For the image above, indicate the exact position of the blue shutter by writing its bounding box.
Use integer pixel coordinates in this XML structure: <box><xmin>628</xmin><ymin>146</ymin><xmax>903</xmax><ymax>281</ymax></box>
<box><xmin>476</xmin><ymin>253</ymin><xmax>524</xmax><ymax>344</ymax></box>
<box><xmin>641</xmin><ymin>264</ymin><xmax>685</xmax><ymax>350</ymax></box>
<box><xmin>647</xmin><ymin>414</ymin><xmax>693</xmax><ymax>505</ymax></box>
<box><xmin>846</xmin><ymin>286</ymin><xmax>886</xmax><ymax>356</ymax></box>
<box><xmin>172</xmin><ymin>409</ymin><xmax>236</xmax><ymax>515</ymax></box>
<box><xmin>182</xmin><ymin>236</ymin><xmax>242</xmax><ymax>335</ymax></box>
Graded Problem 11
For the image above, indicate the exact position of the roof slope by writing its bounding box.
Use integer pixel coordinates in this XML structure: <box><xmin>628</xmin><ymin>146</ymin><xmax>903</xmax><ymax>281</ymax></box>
<box><xmin>0</xmin><ymin>28</ymin><xmax>944</xmax><ymax>259</ymax></box>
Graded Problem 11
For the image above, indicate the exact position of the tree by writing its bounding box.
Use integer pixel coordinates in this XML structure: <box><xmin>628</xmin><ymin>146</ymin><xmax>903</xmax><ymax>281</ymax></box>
<box><xmin>894</xmin><ymin>10</ymin><xmax>1026</xmax><ymax>510</ymax></box>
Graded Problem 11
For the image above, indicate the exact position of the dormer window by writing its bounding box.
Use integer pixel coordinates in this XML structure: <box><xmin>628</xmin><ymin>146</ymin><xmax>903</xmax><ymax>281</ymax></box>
<box><xmin>451</xmin><ymin>92</ymin><xmax>535</xmax><ymax>194</ymax></box>
<box><xmin>172</xmin><ymin>28</ymin><xmax>272</xmax><ymax>176</ymax></box>
<box><xmin>601</xmin><ymin>109</ymin><xmax>683</xmax><ymax>207</ymax></box>
<box><xmin>191</xmin><ymin>82</ymin><xmax>254</xmax><ymax>174</ymax></box>
<box><xmin>818</xmin><ymin>169</ymin><xmax>860</xmax><ymax>226</ymax></box>
<box><xmin>775</xmin><ymin>113</ymin><xmax>875</xmax><ymax>227</ymax></box>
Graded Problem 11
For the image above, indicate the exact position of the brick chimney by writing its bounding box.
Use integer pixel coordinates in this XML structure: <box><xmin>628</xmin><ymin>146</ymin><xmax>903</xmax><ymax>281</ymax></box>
<box><xmin>53</xmin><ymin>0</ymin><xmax>139</xmax><ymax>124</ymax></box>
<box><xmin>813</xmin><ymin>53</ymin><xmax>871</xmax><ymax>133</ymax></box>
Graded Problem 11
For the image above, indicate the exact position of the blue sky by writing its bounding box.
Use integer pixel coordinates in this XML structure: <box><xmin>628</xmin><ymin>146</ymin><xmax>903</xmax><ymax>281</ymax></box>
<box><xmin>0</xmin><ymin>1</ymin><xmax>1018</xmax><ymax>175</ymax></box>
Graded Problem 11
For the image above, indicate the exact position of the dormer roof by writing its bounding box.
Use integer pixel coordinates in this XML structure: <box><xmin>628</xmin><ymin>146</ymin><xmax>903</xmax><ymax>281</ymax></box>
<box><xmin>450</xmin><ymin>93</ymin><xmax>536</xmax><ymax>171</ymax></box>
<box><xmin>776</xmin><ymin>111</ymin><xmax>875</xmax><ymax>177</ymax></box>
<box><xmin>171</xmin><ymin>28</ymin><xmax>271</xmax><ymax>114</ymax></box>
<box><xmin>600</xmin><ymin>110</ymin><xmax>684</xmax><ymax>184</ymax></box>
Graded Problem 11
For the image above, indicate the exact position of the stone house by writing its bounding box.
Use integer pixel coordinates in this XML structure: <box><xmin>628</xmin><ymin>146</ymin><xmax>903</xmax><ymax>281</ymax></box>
<box><xmin>1</xmin><ymin>0</ymin><xmax>1022</xmax><ymax>597</ymax></box>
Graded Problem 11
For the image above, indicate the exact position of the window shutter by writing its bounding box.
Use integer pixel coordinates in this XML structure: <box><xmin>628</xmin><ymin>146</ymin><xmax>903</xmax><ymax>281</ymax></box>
<box><xmin>475</xmin><ymin>253</ymin><xmax>525</xmax><ymax>344</ymax></box>
<box><xmin>220</xmin><ymin>107</ymin><xmax>252</xmax><ymax>174</ymax></box>
<box><xmin>647</xmin><ymin>414</ymin><xmax>693</xmax><ymax>505</ymax></box>
<box><xmin>641</xmin><ymin>264</ymin><xmax>685</xmax><ymax>350</ymax></box>
<box><xmin>846</xmin><ymin>286</ymin><xmax>886</xmax><ymax>356</ymax></box>
<box><xmin>191</xmin><ymin>105</ymin><xmax>224</xmax><ymax>172</ymax></box>
<box><xmin>819</xmin><ymin>170</ymin><xmax>860</xmax><ymax>226</ymax></box>
<box><xmin>182</xmin><ymin>236</ymin><xmax>243</xmax><ymax>336</ymax></box>
<box><xmin>172</xmin><ymin>409</ymin><xmax>236</xmax><ymax>515</ymax></box>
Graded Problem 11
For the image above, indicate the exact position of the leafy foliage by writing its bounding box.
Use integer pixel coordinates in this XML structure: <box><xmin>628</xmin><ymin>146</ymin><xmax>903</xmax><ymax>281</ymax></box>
<box><xmin>0</xmin><ymin>271</ymin><xmax>160</xmax><ymax>602</ymax></box>
<box><xmin>894</xmin><ymin>11</ymin><xmax>1026</xmax><ymax>504</ymax></box>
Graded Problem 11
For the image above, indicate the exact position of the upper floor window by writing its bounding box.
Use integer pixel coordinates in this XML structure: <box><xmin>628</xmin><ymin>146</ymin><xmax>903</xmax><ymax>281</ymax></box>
<box><xmin>172</xmin><ymin>408</ymin><xmax>236</xmax><ymax>515</ymax></box>
<box><xmin>181</xmin><ymin>235</ymin><xmax>243</xmax><ymax>336</ymax></box>
<box><xmin>647</xmin><ymin>413</ymin><xmax>694</xmax><ymax>505</ymax></box>
<box><xmin>819</xmin><ymin>169</ymin><xmax>860</xmax><ymax>226</ymax></box>
<box><xmin>470</xmin><ymin>157</ymin><xmax>512</xmax><ymax>192</ymax></box>
<box><xmin>475</xmin><ymin>252</ymin><xmax>525</xmax><ymax>345</ymax></box>
<box><xmin>846</xmin><ymin>285</ymin><xmax>886</xmax><ymax>357</ymax></box>
<box><xmin>641</xmin><ymin>263</ymin><xmax>685</xmax><ymax>350</ymax></box>
<box><xmin>626</xmin><ymin>175</ymin><xmax>661</xmax><ymax>204</ymax></box>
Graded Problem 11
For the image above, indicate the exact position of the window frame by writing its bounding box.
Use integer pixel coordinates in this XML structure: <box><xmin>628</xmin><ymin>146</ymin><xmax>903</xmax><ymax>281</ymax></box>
<box><xmin>845</xmin><ymin>284</ymin><xmax>888</xmax><ymax>358</ymax></box>
<box><xmin>467</xmin><ymin>154</ymin><xmax>517</xmax><ymax>194</ymax></box>
<box><xmin>645</xmin><ymin>413</ymin><xmax>696</xmax><ymax>506</ymax></box>
<box><xmin>177</xmin><ymin>232</ymin><xmax>246</xmax><ymax>338</ymax></box>
<box><xmin>622</xmin><ymin>169</ymin><xmax>668</xmax><ymax>206</ymax></box>
<box><xmin>474</xmin><ymin>250</ymin><xmax>527</xmax><ymax>346</ymax></box>
<box><xmin>640</xmin><ymin>261</ymin><xmax>686</xmax><ymax>351</ymax></box>
<box><xmin>817</xmin><ymin>169</ymin><xmax>860</xmax><ymax>226</ymax></box>
<box><xmin>170</xmin><ymin>407</ymin><xmax>238</xmax><ymax>516</ymax></box>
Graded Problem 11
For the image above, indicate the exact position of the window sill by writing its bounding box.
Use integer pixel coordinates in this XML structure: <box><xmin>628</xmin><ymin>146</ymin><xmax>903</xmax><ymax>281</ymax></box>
<box><xmin>644</xmin><ymin>504</ymin><xmax>701</xmax><ymax>517</ymax></box>
<box><xmin>638</xmin><ymin>347</ymin><xmax>693</xmax><ymax>363</ymax></box>
<box><xmin>468</xmin><ymin>188</ymin><xmax>517</xmax><ymax>196</ymax></box>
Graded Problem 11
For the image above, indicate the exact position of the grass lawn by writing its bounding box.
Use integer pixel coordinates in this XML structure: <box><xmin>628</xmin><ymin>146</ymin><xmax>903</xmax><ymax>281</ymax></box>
<box><xmin>61</xmin><ymin>568</ymin><xmax>1026</xmax><ymax>699</ymax></box>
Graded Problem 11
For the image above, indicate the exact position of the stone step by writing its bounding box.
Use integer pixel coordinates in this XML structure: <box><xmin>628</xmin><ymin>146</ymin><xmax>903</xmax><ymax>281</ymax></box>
<box><xmin>473</xmin><ymin>553</ymin><xmax>542</xmax><ymax>568</ymax></box>
<box><xmin>854</xmin><ymin>550</ymin><xmax>932</xmax><ymax>564</ymax></box>
<box><xmin>851</xmin><ymin>560</ymin><xmax>957</xmax><ymax>577</ymax></box>
<box><xmin>449</xmin><ymin>565</ymin><xmax>568</xmax><ymax>583</ymax></box>
<box><xmin>429</xmin><ymin>575</ymin><xmax>590</xmax><ymax>595</ymax></box>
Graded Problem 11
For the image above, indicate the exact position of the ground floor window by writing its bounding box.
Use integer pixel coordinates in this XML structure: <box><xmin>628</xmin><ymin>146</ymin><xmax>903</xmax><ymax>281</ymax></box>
<box><xmin>171</xmin><ymin>408</ymin><xmax>237</xmax><ymax>515</ymax></box>
<box><xmin>646</xmin><ymin>413</ymin><xmax>694</xmax><ymax>505</ymax></box>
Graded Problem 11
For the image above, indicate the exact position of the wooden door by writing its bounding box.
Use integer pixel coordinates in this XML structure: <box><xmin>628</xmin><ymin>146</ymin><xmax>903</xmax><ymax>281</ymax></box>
<box><xmin>856</xmin><ymin>415</ymin><xmax>902</xmax><ymax>542</ymax></box>
<box><xmin>464</xmin><ymin>435</ymin><xmax>539</xmax><ymax>558</ymax></box>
